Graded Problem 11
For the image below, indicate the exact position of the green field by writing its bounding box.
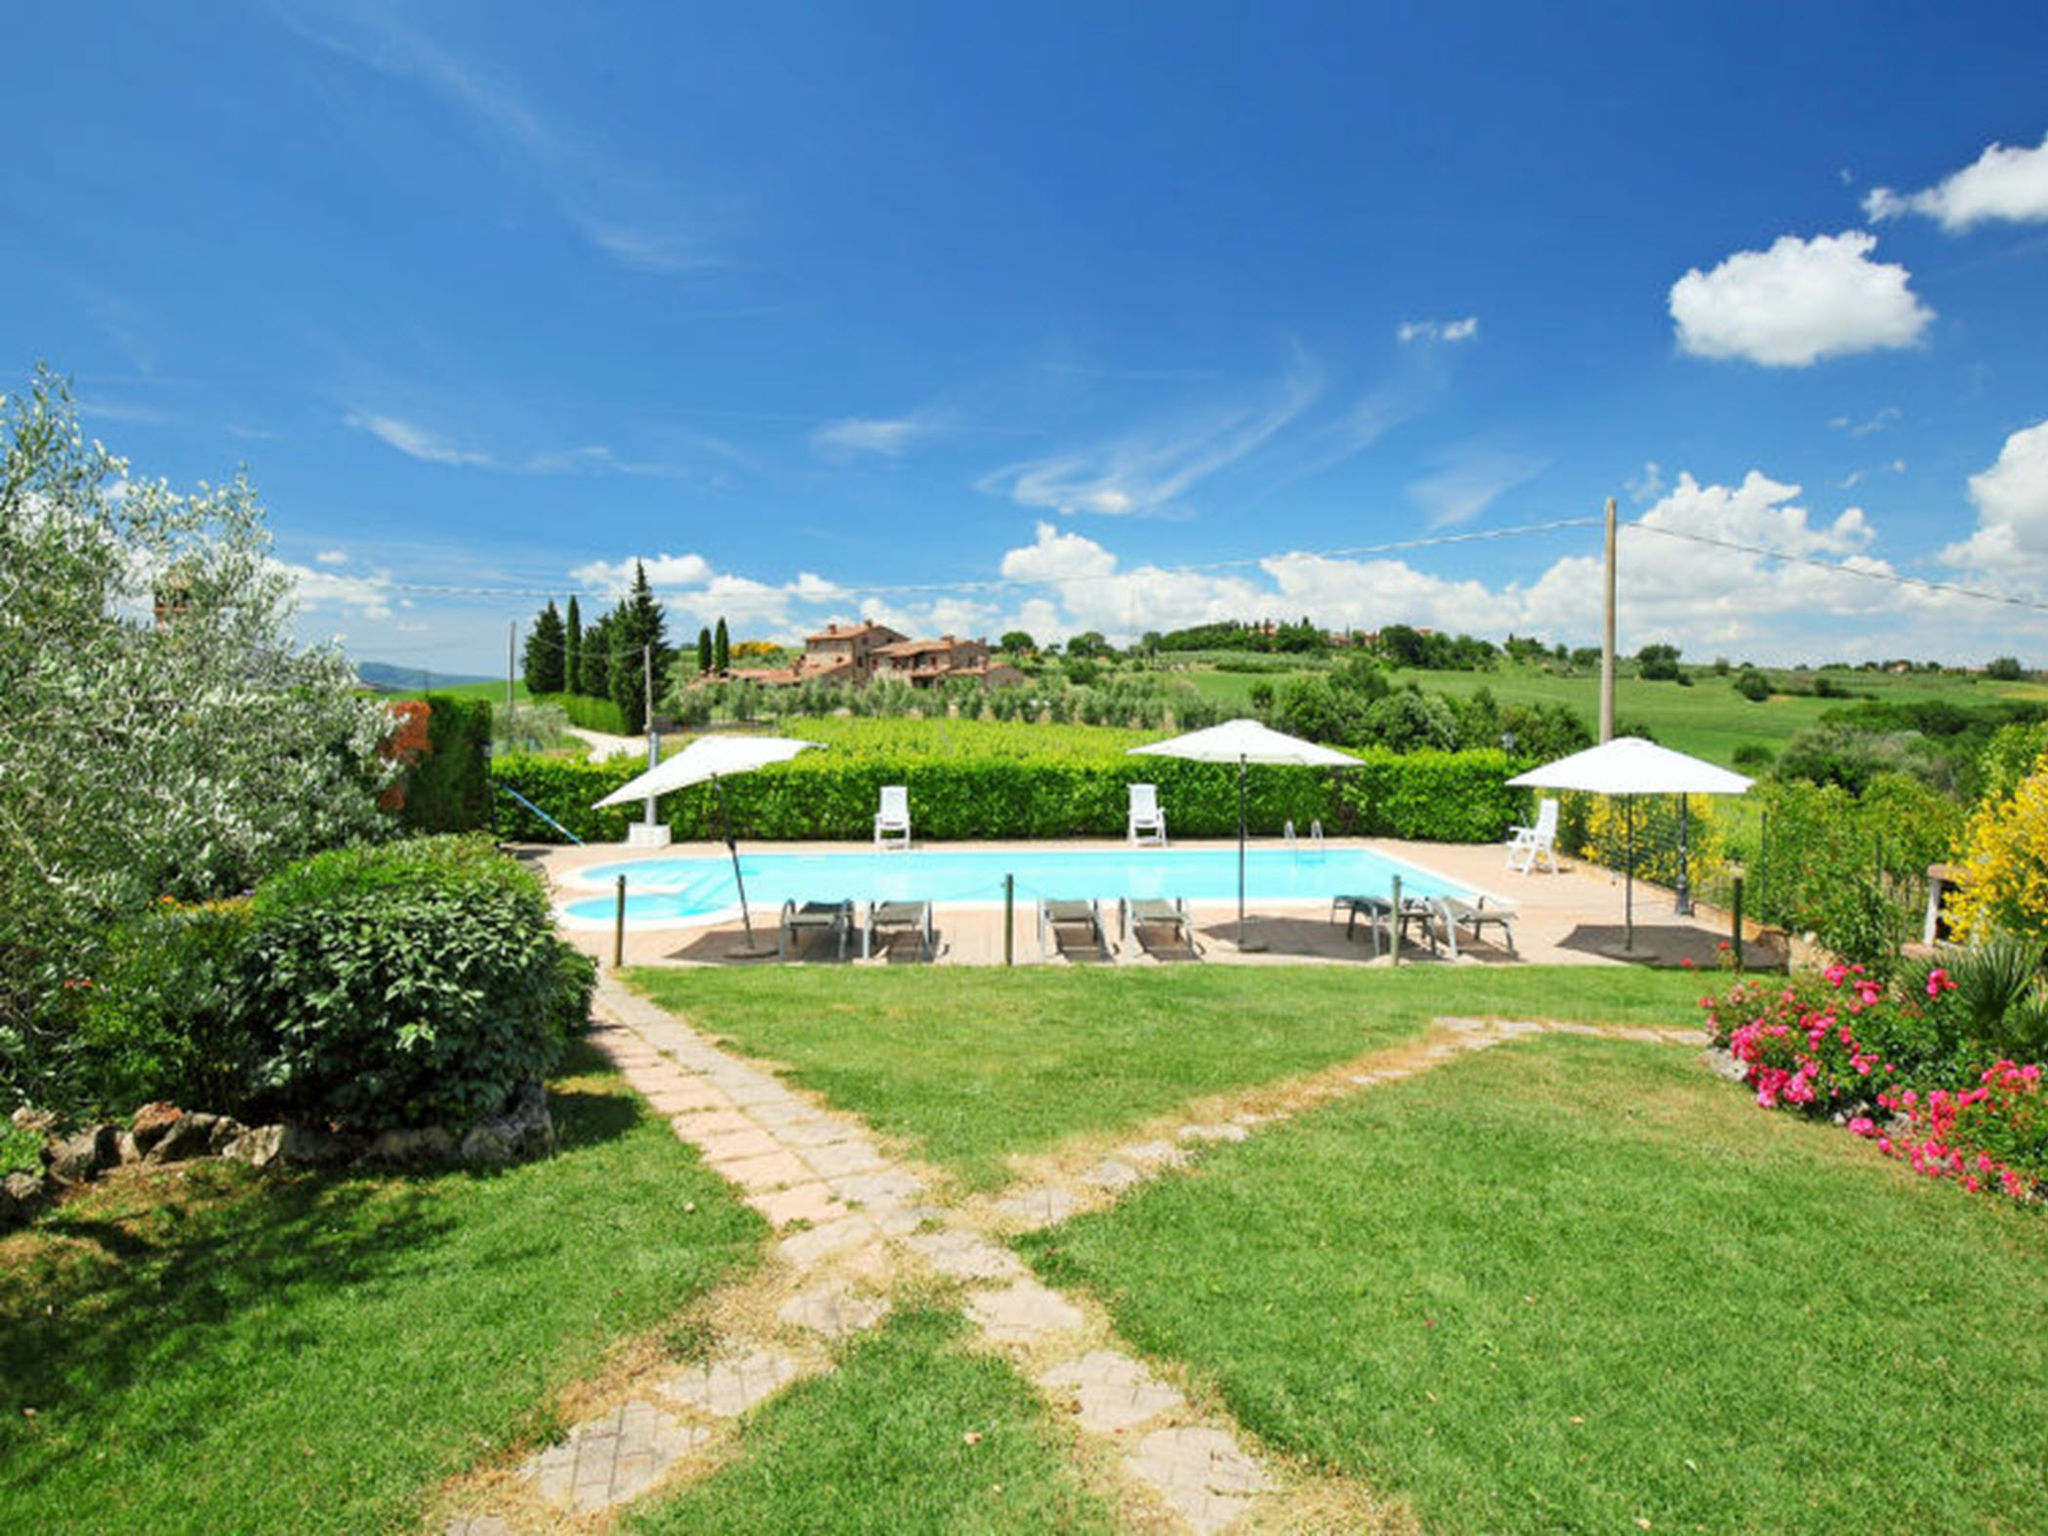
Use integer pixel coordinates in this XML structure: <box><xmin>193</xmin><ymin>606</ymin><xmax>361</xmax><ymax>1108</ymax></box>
<box><xmin>1174</xmin><ymin>660</ymin><xmax>2032</xmax><ymax>765</ymax></box>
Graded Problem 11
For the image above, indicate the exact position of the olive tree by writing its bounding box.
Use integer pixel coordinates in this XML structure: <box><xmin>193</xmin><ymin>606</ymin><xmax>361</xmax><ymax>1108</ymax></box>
<box><xmin>1</xmin><ymin>369</ymin><xmax>394</xmax><ymax>1101</ymax></box>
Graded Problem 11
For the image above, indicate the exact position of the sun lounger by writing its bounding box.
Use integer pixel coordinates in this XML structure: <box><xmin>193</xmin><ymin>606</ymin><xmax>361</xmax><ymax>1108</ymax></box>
<box><xmin>1330</xmin><ymin>894</ymin><xmax>1395</xmax><ymax>955</ymax></box>
<box><xmin>778</xmin><ymin>898</ymin><xmax>853</xmax><ymax>961</ymax></box>
<box><xmin>1119</xmin><ymin>896</ymin><xmax>1197</xmax><ymax>957</ymax></box>
<box><xmin>1038</xmin><ymin>898</ymin><xmax>1108</xmax><ymax>959</ymax></box>
<box><xmin>1435</xmin><ymin>895</ymin><xmax>1517</xmax><ymax>957</ymax></box>
<box><xmin>863</xmin><ymin>899</ymin><xmax>934</xmax><ymax>960</ymax></box>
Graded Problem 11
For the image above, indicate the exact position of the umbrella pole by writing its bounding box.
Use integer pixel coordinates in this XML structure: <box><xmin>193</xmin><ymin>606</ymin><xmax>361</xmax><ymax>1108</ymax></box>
<box><xmin>713</xmin><ymin>774</ymin><xmax>768</xmax><ymax>956</ymax></box>
<box><xmin>1624</xmin><ymin>794</ymin><xmax>1636</xmax><ymax>952</ymax></box>
<box><xmin>1228</xmin><ymin>753</ymin><xmax>1261</xmax><ymax>958</ymax></box>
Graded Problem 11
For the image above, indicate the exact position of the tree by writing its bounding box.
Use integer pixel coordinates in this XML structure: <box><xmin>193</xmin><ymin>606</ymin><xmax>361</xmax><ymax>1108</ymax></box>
<box><xmin>1987</xmin><ymin>656</ymin><xmax>2025</xmax><ymax>681</ymax></box>
<box><xmin>1637</xmin><ymin>643</ymin><xmax>1684</xmax><ymax>682</ymax></box>
<box><xmin>564</xmin><ymin>595</ymin><xmax>582</xmax><ymax>696</ymax></box>
<box><xmin>697</xmin><ymin>626</ymin><xmax>713</xmax><ymax>674</ymax></box>
<box><xmin>522</xmin><ymin>600</ymin><xmax>565</xmax><ymax>694</ymax></box>
<box><xmin>999</xmin><ymin>630</ymin><xmax>1036</xmax><ymax>656</ymax></box>
<box><xmin>1734</xmin><ymin>668</ymin><xmax>1772</xmax><ymax>703</ymax></box>
<box><xmin>1</xmin><ymin>368</ymin><xmax>393</xmax><ymax>1102</ymax></box>
<box><xmin>1066</xmin><ymin>630</ymin><xmax>1111</xmax><ymax>660</ymax></box>
<box><xmin>579</xmin><ymin>609</ymin><xmax>612</xmax><ymax>698</ymax></box>
<box><xmin>608</xmin><ymin>562</ymin><xmax>671</xmax><ymax>734</ymax></box>
<box><xmin>713</xmin><ymin>617</ymin><xmax>730</xmax><ymax>674</ymax></box>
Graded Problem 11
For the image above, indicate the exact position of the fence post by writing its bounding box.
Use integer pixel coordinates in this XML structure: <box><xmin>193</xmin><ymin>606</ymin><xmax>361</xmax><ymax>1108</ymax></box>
<box><xmin>1390</xmin><ymin>874</ymin><xmax>1402</xmax><ymax>967</ymax></box>
<box><xmin>1003</xmin><ymin>874</ymin><xmax>1014</xmax><ymax>967</ymax></box>
<box><xmin>613</xmin><ymin>874</ymin><xmax>626</xmax><ymax>971</ymax></box>
<box><xmin>1731</xmin><ymin>875</ymin><xmax>1745</xmax><ymax>973</ymax></box>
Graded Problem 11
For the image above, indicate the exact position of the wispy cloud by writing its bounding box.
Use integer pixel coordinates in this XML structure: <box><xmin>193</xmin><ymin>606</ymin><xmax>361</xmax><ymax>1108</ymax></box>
<box><xmin>810</xmin><ymin>412</ymin><xmax>939</xmax><ymax>460</ymax></box>
<box><xmin>345</xmin><ymin>410</ymin><xmax>492</xmax><ymax>467</ymax></box>
<box><xmin>1407</xmin><ymin>446</ymin><xmax>1547</xmax><ymax>527</ymax></box>
<box><xmin>280</xmin><ymin>4</ymin><xmax>707</xmax><ymax>272</ymax></box>
<box><xmin>1829</xmin><ymin>406</ymin><xmax>1901</xmax><ymax>437</ymax></box>
<box><xmin>977</xmin><ymin>358</ymin><xmax>1322</xmax><ymax>517</ymax></box>
<box><xmin>1396</xmin><ymin>316</ymin><xmax>1479</xmax><ymax>344</ymax></box>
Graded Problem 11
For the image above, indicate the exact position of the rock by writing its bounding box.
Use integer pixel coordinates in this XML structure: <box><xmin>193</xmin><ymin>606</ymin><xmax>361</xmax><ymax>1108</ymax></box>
<box><xmin>458</xmin><ymin>1083</ymin><xmax>555</xmax><ymax>1169</ymax></box>
<box><xmin>368</xmin><ymin>1126</ymin><xmax>459</xmax><ymax>1167</ymax></box>
<box><xmin>10</xmin><ymin>1105</ymin><xmax>57</xmax><ymax>1138</ymax></box>
<box><xmin>1701</xmin><ymin>1048</ymin><xmax>1749</xmax><ymax>1085</ymax></box>
<box><xmin>206</xmin><ymin>1117</ymin><xmax>244</xmax><ymax>1155</ymax></box>
<box><xmin>280</xmin><ymin>1123</ymin><xmax>354</xmax><ymax>1168</ymax></box>
<box><xmin>2</xmin><ymin>1171</ymin><xmax>48</xmax><ymax>1228</ymax></box>
<box><xmin>48</xmin><ymin>1125</ymin><xmax>121</xmax><ymax>1185</ymax></box>
<box><xmin>117</xmin><ymin>1131</ymin><xmax>140</xmax><ymax>1165</ymax></box>
<box><xmin>458</xmin><ymin>1122</ymin><xmax>512</xmax><ymax>1168</ymax></box>
<box><xmin>150</xmin><ymin>1112</ymin><xmax>220</xmax><ymax>1164</ymax></box>
<box><xmin>130</xmin><ymin>1102</ymin><xmax>183</xmax><ymax>1155</ymax></box>
<box><xmin>224</xmin><ymin>1125</ymin><xmax>284</xmax><ymax>1169</ymax></box>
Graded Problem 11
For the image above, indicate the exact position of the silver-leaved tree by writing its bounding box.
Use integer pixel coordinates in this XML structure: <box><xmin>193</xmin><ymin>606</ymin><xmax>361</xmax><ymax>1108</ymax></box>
<box><xmin>0</xmin><ymin>367</ymin><xmax>396</xmax><ymax>1102</ymax></box>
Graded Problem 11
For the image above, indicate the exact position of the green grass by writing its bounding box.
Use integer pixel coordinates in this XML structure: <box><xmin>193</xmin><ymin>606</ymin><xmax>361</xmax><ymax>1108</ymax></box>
<box><xmin>383</xmin><ymin>677</ymin><xmax>532</xmax><ymax>705</ymax></box>
<box><xmin>626</xmin><ymin>1308</ymin><xmax>1116</xmax><ymax>1535</ymax></box>
<box><xmin>1021</xmin><ymin>1034</ymin><xmax>2048</xmax><ymax>1534</ymax></box>
<box><xmin>0</xmin><ymin>1043</ymin><xmax>762</xmax><ymax>1533</ymax></box>
<box><xmin>626</xmin><ymin>967</ymin><xmax>1711</xmax><ymax>1189</ymax></box>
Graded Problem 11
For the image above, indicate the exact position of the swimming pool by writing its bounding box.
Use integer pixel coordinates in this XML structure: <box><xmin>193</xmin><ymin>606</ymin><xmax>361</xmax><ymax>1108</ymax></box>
<box><xmin>560</xmin><ymin>844</ymin><xmax>1468</xmax><ymax>928</ymax></box>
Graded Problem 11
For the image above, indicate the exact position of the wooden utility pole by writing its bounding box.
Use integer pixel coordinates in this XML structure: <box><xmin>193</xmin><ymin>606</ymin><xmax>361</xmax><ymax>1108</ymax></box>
<box><xmin>1599</xmin><ymin>496</ymin><xmax>1617</xmax><ymax>743</ymax></box>
<box><xmin>643</xmin><ymin>643</ymin><xmax>658</xmax><ymax>828</ymax></box>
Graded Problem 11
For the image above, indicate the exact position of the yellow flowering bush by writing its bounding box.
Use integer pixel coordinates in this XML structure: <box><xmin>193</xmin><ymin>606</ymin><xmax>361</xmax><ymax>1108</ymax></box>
<box><xmin>1948</xmin><ymin>751</ymin><xmax>2048</xmax><ymax>946</ymax></box>
<box><xmin>1568</xmin><ymin>790</ymin><xmax>1728</xmax><ymax>894</ymax></box>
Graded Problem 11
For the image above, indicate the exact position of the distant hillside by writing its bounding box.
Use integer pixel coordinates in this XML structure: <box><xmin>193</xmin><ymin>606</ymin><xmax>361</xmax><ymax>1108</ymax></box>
<box><xmin>353</xmin><ymin>661</ymin><xmax>494</xmax><ymax>693</ymax></box>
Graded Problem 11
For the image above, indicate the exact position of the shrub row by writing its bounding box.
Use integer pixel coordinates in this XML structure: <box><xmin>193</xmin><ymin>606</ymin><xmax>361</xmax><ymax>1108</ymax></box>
<box><xmin>531</xmin><ymin>691</ymin><xmax>629</xmax><ymax>735</ymax></box>
<box><xmin>81</xmin><ymin>836</ymin><xmax>594</xmax><ymax>1131</ymax></box>
<box><xmin>491</xmin><ymin>747</ymin><xmax>1525</xmax><ymax>845</ymax></box>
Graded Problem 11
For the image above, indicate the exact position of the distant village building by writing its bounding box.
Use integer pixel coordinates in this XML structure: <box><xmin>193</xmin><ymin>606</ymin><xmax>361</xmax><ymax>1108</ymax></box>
<box><xmin>712</xmin><ymin>621</ymin><xmax>1024</xmax><ymax>690</ymax></box>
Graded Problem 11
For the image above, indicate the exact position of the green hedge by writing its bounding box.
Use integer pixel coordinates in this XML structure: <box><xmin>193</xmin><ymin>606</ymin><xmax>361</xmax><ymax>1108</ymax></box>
<box><xmin>492</xmin><ymin>748</ymin><xmax>1523</xmax><ymax>844</ymax></box>
<box><xmin>401</xmin><ymin>693</ymin><xmax>493</xmax><ymax>833</ymax></box>
<box><xmin>532</xmin><ymin>691</ymin><xmax>629</xmax><ymax>734</ymax></box>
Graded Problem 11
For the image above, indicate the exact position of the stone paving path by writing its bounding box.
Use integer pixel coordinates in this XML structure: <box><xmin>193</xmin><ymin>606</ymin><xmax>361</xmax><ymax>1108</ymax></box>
<box><xmin>438</xmin><ymin>985</ymin><xmax>1708</xmax><ymax>1534</ymax></box>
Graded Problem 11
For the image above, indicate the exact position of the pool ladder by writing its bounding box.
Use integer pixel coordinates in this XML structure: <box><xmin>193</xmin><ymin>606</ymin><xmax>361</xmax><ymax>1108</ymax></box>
<box><xmin>1282</xmin><ymin>819</ymin><xmax>1325</xmax><ymax>848</ymax></box>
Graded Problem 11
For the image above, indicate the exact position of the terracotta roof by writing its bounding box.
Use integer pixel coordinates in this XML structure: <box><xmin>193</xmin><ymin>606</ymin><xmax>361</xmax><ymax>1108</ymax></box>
<box><xmin>873</xmin><ymin>635</ymin><xmax>980</xmax><ymax>657</ymax></box>
<box><xmin>804</xmin><ymin>620</ymin><xmax>905</xmax><ymax>644</ymax></box>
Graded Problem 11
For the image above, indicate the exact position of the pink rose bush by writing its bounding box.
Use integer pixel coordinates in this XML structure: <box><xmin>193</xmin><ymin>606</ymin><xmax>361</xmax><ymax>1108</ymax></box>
<box><xmin>1703</xmin><ymin>964</ymin><xmax>2043</xmax><ymax>1206</ymax></box>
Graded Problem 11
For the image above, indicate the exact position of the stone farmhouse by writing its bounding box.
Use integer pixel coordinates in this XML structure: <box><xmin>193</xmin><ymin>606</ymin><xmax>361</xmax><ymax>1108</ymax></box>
<box><xmin>718</xmin><ymin>621</ymin><xmax>1026</xmax><ymax>690</ymax></box>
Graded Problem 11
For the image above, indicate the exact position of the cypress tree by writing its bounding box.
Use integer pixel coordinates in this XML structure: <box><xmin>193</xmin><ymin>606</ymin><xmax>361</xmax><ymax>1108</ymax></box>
<box><xmin>580</xmin><ymin>609</ymin><xmax>612</xmax><ymax>699</ymax></box>
<box><xmin>609</xmin><ymin>562</ymin><xmax>671</xmax><ymax>733</ymax></box>
<box><xmin>713</xmin><ymin>616</ymin><xmax>731</xmax><ymax>674</ymax></box>
<box><xmin>521</xmin><ymin>600</ymin><xmax>566</xmax><ymax>694</ymax></box>
<box><xmin>565</xmin><ymin>595</ymin><xmax>583</xmax><ymax>697</ymax></box>
<box><xmin>697</xmin><ymin>626</ymin><xmax>713</xmax><ymax>675</ymax></box>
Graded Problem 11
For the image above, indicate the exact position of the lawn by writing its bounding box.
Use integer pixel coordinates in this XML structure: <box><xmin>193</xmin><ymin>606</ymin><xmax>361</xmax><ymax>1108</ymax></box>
<box><xmin>626</xmin><ymin>967</ymin><xmax>1711</xmax><ymax>1190</ymax></box>
<box><xmin>1020</xmin><ymin>1033</ymin><xmax>2048</xmax><ymax>1534</ymax></box>
<box><xmin>0</xmin><ymin>1043</ymin><xmax>761</xmax><ymax>1533</ymax></box>
<box><xmin>625</xmin><ymin>1308</ymin><xmax>1117</xmax><ymax>1535</ymax></box>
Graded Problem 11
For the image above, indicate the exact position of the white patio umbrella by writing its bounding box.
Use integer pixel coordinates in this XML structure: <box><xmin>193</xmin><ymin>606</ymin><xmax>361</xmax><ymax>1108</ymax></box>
<box><xmin>1131</xmin><ymin>718</ymin><xmax>1357</xmax><ymax>951</ymax></box>
<box><xmin>1507</xmin><ymin>736</ymin><xmax>1751</xmax><ymax>951</ymax></box>
<box><xmin>596</xmin><ymin>735</ymin><xmax>824</xmax><ymax>953</ymax></box>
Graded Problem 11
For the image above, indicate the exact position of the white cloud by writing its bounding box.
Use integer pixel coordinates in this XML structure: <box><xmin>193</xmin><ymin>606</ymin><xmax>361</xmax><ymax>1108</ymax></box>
<box><xmin>1625</xmin><ymin>461</ymin><xmax>1666</xmax><ymax>505</ymax></box>
<box><xmin>570</xmin><ymin>552</ymin><xmax>715</xmax><ymax>595</ymax></box>
<box><xmin>279</xmin><ymin>559</ymin><xmax>396</xmax><ymax>620</ymax></box>
<box><xmin>1865</xmin><ymin>133</ymin><xmax>2048</xmax><ymax>231</ymax></box>
<box><xmin>345</xmin><ymin>411</ymin><xmax>493</xmax><ymax>467</ymax></box>
<box><xmin>1669</xmin><ymin>231</ymin><xmax>1933</xmax><ymax>366</ymax></box>
<box><xmin>1829</xmin><ymin>406</ymin><xmax>1901</xmax><ymax>437</ymax></box>
<box><xmin>314</xmin><ymin>548</ymin><xmax>350</xmax><ymax>567</ymax></box>
<box><xmin>1940</xmin><ymin>418</ymin><xmax>2048</xmax><ymax>584</ymax></box>
<box><xmin>977</xmin><ymin>362</ymin><xmax>1320</xmax><ymax>517</ymax></box>
<box><xmin>1406</xmin><ymin>449</ymin><xmax>1545</xmax><ymax>528</ymax></box>
<box><xmin>1397</xmin><ymin>316</ymin><xmax>1480</xmax><ymax>344</ymax></box>
<box><xmin>810</xmin><ymin>414</ymin><xmax>936</xmax><ymax>459</ymax></box>
<box><xmin>999</xmin><ymin>522</ymin><xmax>1118</xmax><ymax>583</ymax></box>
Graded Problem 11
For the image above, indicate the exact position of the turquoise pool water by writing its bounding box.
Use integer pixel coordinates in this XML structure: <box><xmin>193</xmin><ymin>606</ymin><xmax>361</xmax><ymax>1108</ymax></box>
<box><xmin>561</xmin><ymin>844</ymin><xmax>1466</xmax><ymax>927</ymax></box>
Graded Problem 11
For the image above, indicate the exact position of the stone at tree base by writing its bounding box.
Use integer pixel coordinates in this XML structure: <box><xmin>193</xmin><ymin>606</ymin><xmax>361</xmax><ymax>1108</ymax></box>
<box><xmin>458</xmin><ymin>1123</ymin><xmax>511</xmax><ymax>1169</ymax></box>
<box><xmin>206</xmin><ymin>1116</ymin><xmax>244</xmax><ymax>1154</ymax></box>
<box><xmin>458</xmin><ymin>1083</ymin><xmax>554</xmax><ymax>1168</ymax></box>
<box><xmin>11</xmin><ymin>1106</ymin><xmax>58</xmax><ymax>1138</ymax></box>
<box><xmin>368</xmin><ymin>1126</ymin><xmax>460</xmax><ymax>1166</ymax></box>
<box><xmin>224</xmin><ymin>1125</ymin><xmax>284</xmax><ymax>1169</ymax></box>
<box><xmin>130</xmin><ymin>1102</ymin><xmax>183</xmax><ymax>1155</ymax></box>
<box><xmin>2</xmin><ymin>1171</ymin><xmax>48</xmax><ymax>1228</ymax></box>
<box><xmin>49</xmin><ymin>1124</ymin><xmax>122</xmax><ymax>1185</ymax></box>
<box><xmin>116</xmin><ymin>1131</ymin><xmax>140</xmax><ymax>1165</ymax></box>
<box><xmin>280</xmin><ymin>1123</ymin><xmax>353</xmax><ymax>1168</ymax></box>
<box><xmin>150</xmin><ymin>1112</ymin><xmax>220</xmax><ymax>1164</ymax></box>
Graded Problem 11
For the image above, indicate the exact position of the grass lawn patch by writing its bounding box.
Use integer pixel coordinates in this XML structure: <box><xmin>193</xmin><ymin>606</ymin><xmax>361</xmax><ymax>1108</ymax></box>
<box><xmin>0</xmin><ymin>1042</ymin><xmax>761</xmax><ymax>1533</ymax></box>
<box><xmin>1021</xmin><ymin>1034</ymin><xmax>2048</xmax><ymax>1534</ymax></box>
<box><xmin>625</xmin><ymin>1307</ymin><xmax>1116</xmax><ymax>1535</ymax></box>
<box><xmin>627</xmin><ymin>967</ymin><xmax>1709</xmax><ymax>1190</ymax></box>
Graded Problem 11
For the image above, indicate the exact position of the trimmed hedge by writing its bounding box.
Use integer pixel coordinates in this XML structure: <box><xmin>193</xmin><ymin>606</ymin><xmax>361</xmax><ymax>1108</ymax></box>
<box><xmin>492</xmin><ymin>747</ymin><xmax>1524</xmax><ymax>845</ymax></box>
<box><xmin>401</xmin><ymin>693</ymin><xmax>493</xmax><ymax>833</ymax></box>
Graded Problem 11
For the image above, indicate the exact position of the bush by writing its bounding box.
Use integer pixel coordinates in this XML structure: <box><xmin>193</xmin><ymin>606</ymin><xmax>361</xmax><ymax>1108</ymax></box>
<box><xmin>1947</xmin><ymin>750</ymin><xmax>2048</xmax><ymax>948</ymax></box>
<box><xmin>1734</xmin><ymin>669</ymin><xmax>1772</xmax><ymax>702</ymax></box>
<box><xmin>400</xmin><ymin>693</ymin><xmax>493</xmax><ymax>833</ymax></box>
<box><xmin>534</xmin><ymin>692</ymin><xmax>629</xmax><ymax>735</ymax></box>
<box><xmin>81</xmin><ymin>899</ymin><xmax>258</xmax><ymax>1114</ymax></box>
<box><xmin>238</xmin><ymin>836</ymin><xmax>589</xmax><ymax>1131</ymax></box>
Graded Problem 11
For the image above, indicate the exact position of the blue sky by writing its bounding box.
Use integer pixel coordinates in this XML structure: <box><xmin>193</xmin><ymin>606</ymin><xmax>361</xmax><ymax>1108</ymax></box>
<box><xmin>7</xmin><ymin>2</ymin><xmax>2048</xmax><ymax>670</ymax></box>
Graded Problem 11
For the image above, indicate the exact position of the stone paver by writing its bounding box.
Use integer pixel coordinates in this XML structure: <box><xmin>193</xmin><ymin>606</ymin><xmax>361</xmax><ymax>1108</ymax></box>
<box><xmin>1082</xmin><ymin>1156</ymin><xmax>1144</xmax><ymax>1193</ymax></box>
<box><xmin>709</xmin><ymin>1148</ymin><xmax>812</xmax><ymax>1191</ymax></box>
<box><xmin>802</xmin><ymin>1140</ymin><xmax>888</xmax><ymax>1179</ymax></box>
<box><xmin>1038</xmin><ymin>1349</ymin><xmax>1186</xmax><ymax>1433</ymax></box>
<box><xmin>523</xmin><ymin>1399</ymin><xmax>709</xmax><ymax>1513</ymax></box>
<box><xmin>444</xmin><ymin>1518</ymin><xmax>513</xmax><ymax>1536</ymax></box>
<box><xmin>642</xmin><ymin>1081</ymin><xmax>733</xmax><ymax>1114</ymax></box>
<box><xmin>905</xmin><ymin>1228</ymin><xmax>1028</xmax><ymax>1283</ymax></box>
<box><xmin>672</xmin><ymin>1108</ymin><xmax>759</xmax><ymax>1139</ymax></box>
<box><xmin>1177</xmin><ymin>1122</ymin><xmax>1250</xmax><ymax>1143</ymax></box>
<box><xmin>1114</xmin><ymin>1139</ymin><xmax>1189</xmax><ymax>1169</ymax></box>
<box><xmin>989</xmin><ymin>1184</ymin><xmax>1080</xmax><ymax>1228</ymax></box>
<box><xmin>746</xmin><ymin>1181</ymin><xmax>851</xmax><ymax>1228</ymax></box>
<box><xmin>770</xmin><ymin>1116</ymin><xmax>858</xmax><ymax>1149</ymax></box>
<box><xmin>691</xmin><ymin>1126</ymin><xmax>783</xmax><ymax>1162</ymax></box>
<box><xmin>657</xmin><ymin>1347</ymin><xmax>803</xmax><ymax>1419</ymax></box>
<box><xmin>965</xmin><ymin>1278</ymin><xmax>1086</xmax><ymax>1345</ymax></box>
<box><xmin>778</xmin><ymin>1213</ymin><xmax>881</xmax><ymax>1268</ymax></box>
<box><xmin>778</xmin><ymin>1278</ymin><xmax>892</xmax><ymax>1341</ymax></box>
<box><xmin>830</xmin><ymin>1166</ymin><xmax>926</xmax><ymax>1206</ymax></box>
<box><xmin>1124</xmin><ymin>1426</ymin><xmax>1271</xmax><ymax>1535</ymax></box>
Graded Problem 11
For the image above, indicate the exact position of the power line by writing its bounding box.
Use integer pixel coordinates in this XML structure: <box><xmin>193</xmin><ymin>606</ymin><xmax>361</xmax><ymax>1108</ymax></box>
<box><xmin>1627</xmin><ymin>524</ymin><xmax>2048</xmax><ymax>616</ymax></box>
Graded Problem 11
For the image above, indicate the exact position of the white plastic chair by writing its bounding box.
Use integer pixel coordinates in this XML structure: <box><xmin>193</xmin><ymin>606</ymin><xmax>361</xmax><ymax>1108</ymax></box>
<box><xmin>874</xmin><ymin>784</ymin><xmax>911</xmax><ymax>849</ymax></box>
<box><xmin>1506</xmin><ymin>798</ymin><xmax>1559</xmax><ymax>874</ymax></box>
<box><xmin>1127</xmin><ymin>782</ymin><xmax>1166</xmax><ymax>846</ymax></box>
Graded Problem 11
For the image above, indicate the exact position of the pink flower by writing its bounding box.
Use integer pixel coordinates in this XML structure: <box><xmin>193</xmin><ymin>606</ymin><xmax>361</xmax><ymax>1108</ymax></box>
<box><xmin>1926</xmin><ymin>968</ymin><xmax>1956</xmax><ymax>997</ymax></box>
<box><xmin>1846</xmin><ymin>1117</ymin><xmax>1876</xmax><ymax>1137</ymax></box>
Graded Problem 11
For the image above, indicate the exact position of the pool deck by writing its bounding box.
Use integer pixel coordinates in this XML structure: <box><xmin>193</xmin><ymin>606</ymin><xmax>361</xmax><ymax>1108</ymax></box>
<box><xmin>528</xmin><ymin>836</ymin><xmax>1783</xmax><ymax>972</ymax></box>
